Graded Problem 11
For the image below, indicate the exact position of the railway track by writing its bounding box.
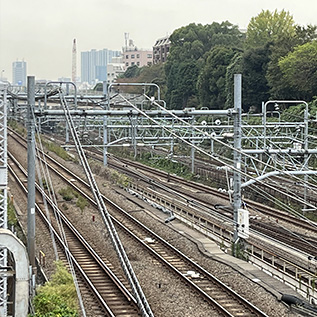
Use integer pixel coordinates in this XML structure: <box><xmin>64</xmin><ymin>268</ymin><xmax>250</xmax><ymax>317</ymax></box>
<box><xmin>9</xmin><ymin>128</ymin><xmax>317</xmax><ymax>262</ymax></box>
<box><xmin>8</xmin><ymin>128</ymin><xmax>268</xmax><ymax>316</ymax></box>
<box><xmin>8</xmin><ymin>151</ymin><xmax>141</xmax><ymax>316</ymax></box>
<box><xmin>107</xmin><ymin>154</ymin><xmax>317</xmax><ymax>233</ymax></box>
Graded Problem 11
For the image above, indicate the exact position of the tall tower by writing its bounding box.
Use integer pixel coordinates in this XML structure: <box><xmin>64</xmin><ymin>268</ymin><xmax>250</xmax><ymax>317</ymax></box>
<box><xmin>72</xmin><ymin>39</ymin><xmax>77</xmax><ymax>83</ymax></box>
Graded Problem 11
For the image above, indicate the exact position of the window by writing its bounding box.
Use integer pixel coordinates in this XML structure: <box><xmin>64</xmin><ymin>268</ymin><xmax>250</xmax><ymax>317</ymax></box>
<box><xmin>147</xmin><ymin>62</ymin><xmax>152</xmax><ymax>66</ymax></box>
<box><xmin>137</xmin><ymin>54</ymin><xmax>140</xmax><ymax>58</ymax></box>
<box><xmin>137</xmin><ymin>62</ymin><xmax>140</xmax><ymax>66</ymax></box>
<box><xmin>131</xmin><ymin>54</ymin><xmax>135</xmax><ymax>58</ymax></box>
<box><xmin>147</xmin><ymin>54</ymin><xmax>152</xmax><ymax>58</ymax></box>
<box><xmin>126</xmin><ymin>55</ymin><xmax>129</xmax><ymax>59</ymax></box>
<box><xmin>131</xmin><ymin>62</ymin><xmax>135</xmax><ymax>65</ymax></box>
<box><xmin>125</xmin><ymin>62</ymin><xmax>129</xmax><ymax>66</ymax></box>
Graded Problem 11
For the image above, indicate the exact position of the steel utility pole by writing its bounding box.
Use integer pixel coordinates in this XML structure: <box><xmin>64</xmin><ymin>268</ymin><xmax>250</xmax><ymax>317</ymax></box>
<box><xmin>233</xmin><ymin>74</ymin><xmax>242</xmax><ymax>246</ymax></box>
<box><xmin>27</xmin><ymin>76</ymin><xmax>36</xmax><ymax>284</ymax></box>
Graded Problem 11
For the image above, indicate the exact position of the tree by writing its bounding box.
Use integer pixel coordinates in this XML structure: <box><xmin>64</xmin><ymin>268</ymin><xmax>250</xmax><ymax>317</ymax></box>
<box><xmin>279</xmin><ymin>41</ymin><xmax>317</xmax><ymax>100</ymax></box>
<box><xmin>165</xmin><ymin>22</ymin><xmax>245</xmax><ymax>109</ymax></box>
<box><xmin>241</xmin><ymin>45</ymin><xmax>271</xmax><ymax>112</ymax></box>
<box><xmin>197</xmin><ymin>46</ymin><xmax>237</xmax><ymax>109</ymax></box>
<box><xmin>225</xmin><ymin>53</ymin><xmax>243</xmax><ymax>109</ymax></box>
<box><xmin>267</xmin><ymin>25</ymin><xmax>317</xmax><ymax>99</ymax></box>
<box><xmin>122</xmin><ymin>65</ymin><xmax>141</xmax><ymax>78</ymax></box>
<box><xmin>225</xmin><ymin>45</ymin><xmax>270</xmax><ymax>112</ymax></box>
<box><xmin>246</xmin><ymin>9</ymin><xmax>296</xmax><ymax>48</ymax></box>
<box><xmin>166</xmin><ymin>60</ymin><xmax>200</xmax><ymax>109</ymax></box>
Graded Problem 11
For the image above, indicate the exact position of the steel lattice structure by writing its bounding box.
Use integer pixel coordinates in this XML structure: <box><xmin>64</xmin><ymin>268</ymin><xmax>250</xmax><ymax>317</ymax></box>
<box><xmin>0</xmin><ymin>83</ymin><xmax>8</xmax><ymax>316</ymax></box>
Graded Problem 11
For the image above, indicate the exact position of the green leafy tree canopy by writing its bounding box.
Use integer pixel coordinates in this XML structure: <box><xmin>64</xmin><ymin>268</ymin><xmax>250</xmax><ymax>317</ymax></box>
<box><xmin>165</xmin><ymin>21</ymin><xmax>244</xmax><ymax>109</ymax></box>
<box><xmin>279</xmin><ymin>40</ymin><xmax>317</xmax><ymax>100</ymax></box>
<box><xmin>246</xmin><ymin>9</ymin><xmax>296</xmax><ymax>48</ymax></box>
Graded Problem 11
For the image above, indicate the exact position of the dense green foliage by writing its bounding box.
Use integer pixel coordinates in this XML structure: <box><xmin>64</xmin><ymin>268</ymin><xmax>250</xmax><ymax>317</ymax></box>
<box><xmin>118</xmin><ymin>9</ymin><xmax>317</xmax><ymax>112</ymax></box>
<box><xmin>165</xmin><ymin>22</ymin><xmax>244</xmax><ymax>109</ymax></box>
<box><xmin>245</xmin><ymin>9</ymin><xmax>296</xmax><ymax>48</ymax></box>
<box><xmin>30</xmin><ymin>261</ymin><xmax>78</xmax><ymax>316</ymax></box>
<box><xmin>139</xmin><ymin>152</ymin><xmax>194</xmax><ymax>180</ymax></box>
<box><xmin>279</xmin><ymin>41</ymin><xmax>317</xmax><ymax>100</ymax></box>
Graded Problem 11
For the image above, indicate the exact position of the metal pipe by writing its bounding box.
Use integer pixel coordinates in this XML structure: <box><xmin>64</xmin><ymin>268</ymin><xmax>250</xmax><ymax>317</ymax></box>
<box><xmin>241</xmin><ymin>170</ymin><xmax>317</xmax><ymax>188</ymax></box>
<box><xmin>34</xmin><ymin>109</ymin><xmax>235</xmax><ymax>116</ymax></box>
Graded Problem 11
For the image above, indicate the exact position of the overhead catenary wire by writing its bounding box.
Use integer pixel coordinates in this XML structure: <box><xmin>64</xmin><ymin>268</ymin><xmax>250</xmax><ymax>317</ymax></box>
<box><xmin>114</xmin><ymin>93</ymin><xmax>317</xmax><ymax>229</ymax></box>
<box><xmin>58</xmin><ymin>89</ymin><xmax>153</xmax><ymax>317</ymax></box>
<box><xmin>30</xmin><ymin>105</ymin><xmax>88</xmax><ymax>317</ymax></box>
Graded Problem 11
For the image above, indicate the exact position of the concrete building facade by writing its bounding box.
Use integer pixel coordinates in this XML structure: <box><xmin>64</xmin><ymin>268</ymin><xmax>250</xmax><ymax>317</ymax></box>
<box><xmin>122</xmin><ymin>35</ymin><xmax>152</xmax><ymax>70</ymax></box>
<box><xmin>123</xmin><ymin>49</ymin><xmax>153</xmax><ymax>69</ymax></box>
<box><xmin>153</xmin><ymin>36</ymin><xmax>171</xmax><ymax>64</ymax></box>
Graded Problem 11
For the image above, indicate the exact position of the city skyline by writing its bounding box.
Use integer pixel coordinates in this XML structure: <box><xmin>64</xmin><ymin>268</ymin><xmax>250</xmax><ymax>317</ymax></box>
<box><xmin>1</xmin><ymin>0</ymin><xmax>317</xmax><ymax>82</ymax></box>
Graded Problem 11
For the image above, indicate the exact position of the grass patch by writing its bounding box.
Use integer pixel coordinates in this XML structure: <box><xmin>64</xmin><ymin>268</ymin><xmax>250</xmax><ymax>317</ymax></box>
<box><xmin>42</xmin><ymin>139</ymin><xmax>76</xmax><ymax>162</ymax></box>
<box><xmin>8</xmin><ymin>119</ymin><xmax>26</xmax><ymax>137</ymax></box>
<box><xmin>110</xmin><ymin>170</ymin><xmax>131</xmax><ymax>188</ymax></box>
<box><xmin>76</xmin><ymin>196</ymin><xmax>89</xmax><ymax>212</ymax></box>
<box><xmin>139</xmin><ymin>152</ymin><xmax>194</xmax><ymax>180</ymax></box>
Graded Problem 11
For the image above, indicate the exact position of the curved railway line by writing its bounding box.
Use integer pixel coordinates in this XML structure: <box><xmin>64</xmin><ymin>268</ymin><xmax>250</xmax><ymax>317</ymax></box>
<box><xmin>8</xmin><ymin>127</ymin><xmax>317</xmax><ymax>268</ymax></box>
<box><xmin>79</xmin><ymin>145</ymin><xmax>317</xmax><ymax>284</ymax></box>
<box><xmin>8</xmin><ymin>151</ymin><xmax>140</xmax><ymax>317</ymax></box>
<box><xmin>81</xmin><ymin>148</ymin><xmax>317</xmax><ymax>256</ymax></box>
<box><xmin>107</xmin><ymin>154</ymin><xmax>317</xmax><ymax>235</ymax></box>
<box><xmin>8</xmin><ymin>129</ymin><xmax>269</xmax><ymax>316</ymax></box>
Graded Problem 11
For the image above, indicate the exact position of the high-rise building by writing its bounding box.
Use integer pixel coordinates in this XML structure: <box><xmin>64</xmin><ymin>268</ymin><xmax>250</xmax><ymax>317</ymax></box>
<box><xmin>81</xmin><ymin>49</ymin><xmax>121</xmax><ymax>85</ymax></box>
<box><xmin>12</xmin><ymin>60</ymin><xmax>27</xmax><ymax>86</ymax></box>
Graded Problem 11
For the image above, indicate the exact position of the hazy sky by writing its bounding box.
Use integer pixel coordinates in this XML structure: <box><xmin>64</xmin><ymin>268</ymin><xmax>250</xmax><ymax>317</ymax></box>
<box><xmin>1</xmin><ymin>0</ymin><xmax>316</xmax><ymax>82</ymax></box>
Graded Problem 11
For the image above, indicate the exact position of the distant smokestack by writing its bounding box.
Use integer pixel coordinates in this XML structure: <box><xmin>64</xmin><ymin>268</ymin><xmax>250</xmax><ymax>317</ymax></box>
<box><xmin>72</xmin><ymin>39</ymin><xmax>77</xmax><ymax>83</ymax></box>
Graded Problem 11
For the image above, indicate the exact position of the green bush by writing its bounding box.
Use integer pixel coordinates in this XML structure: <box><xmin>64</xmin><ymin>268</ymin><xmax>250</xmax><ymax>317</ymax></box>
<box><xmin>110</xmin><ymin>170</ymin><xmax>130</xmax><ymax>188</ymax></box>
<box><xmin>7</xmin><ymin>198</ymin><xmax>17</xmax><ymax>227</ymax></box>
<box><xmin>59</xmin><ymin>187</ymin><xmax>88</xmax><ymax>212</ymax></box>
<box><xmin>76</xmin><ymin>196</ymin><xmax>88</xmax><ymax>212</ymax></box>
<box><xmin>30</xmin><ymin>261</ymin><xmax>78</xmax><ymax>316</ymax></box>
<box><xmin>58</xmin><ymin>187</ymin><xmax>74</xmax><ymax>201</ymax></box>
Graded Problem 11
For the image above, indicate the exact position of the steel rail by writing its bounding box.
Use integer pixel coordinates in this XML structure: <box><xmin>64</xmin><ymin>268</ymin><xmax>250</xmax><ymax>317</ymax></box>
<box><xmin>59</xmin><ymin>92</ymin><xmax>154</xmax><ymax>317</ymax></box>
<box><xmin>8</xmin><ymin>152</ymin><xmax>140</xmax><ymax>316</ymax></box>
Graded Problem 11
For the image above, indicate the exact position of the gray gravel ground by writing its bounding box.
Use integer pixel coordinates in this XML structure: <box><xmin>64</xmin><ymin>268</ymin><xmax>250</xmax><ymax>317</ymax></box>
<box><xmin>8</xmin><ymin>138</ymin><xmax>300</xmax><ymax>316</ymax></box>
